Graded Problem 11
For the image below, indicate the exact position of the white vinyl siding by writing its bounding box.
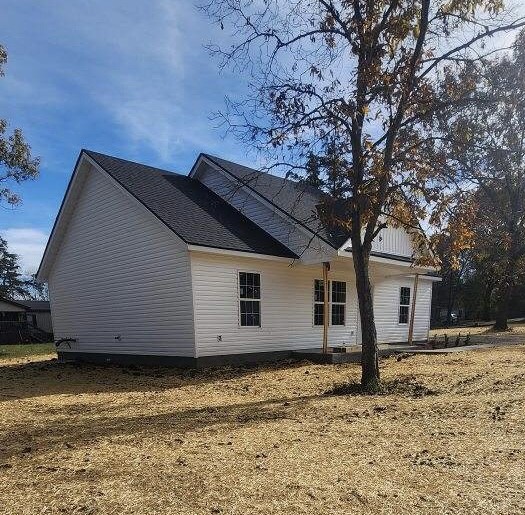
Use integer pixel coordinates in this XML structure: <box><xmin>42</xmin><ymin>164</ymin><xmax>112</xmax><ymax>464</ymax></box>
<box><xmin>47</xmin><ymin>165</ymin><xmax>195</xmax><ymax>356</ymax></box>
<box><xmin>343</xmin><ymin>226</ymin><xmax>415</xmax><ymax>258</ymax></box>
<box><xmin>191</xmin><ymin>252</ymin><xmax>358</xmax><ymax>356</ymax></box>
<box><xmin>374</xmin><ymin>276</ymin><xmax>432</xmax><ymax>343</ymax></box>
<box><xmin>372</xmin><ymin>226</ymin><xmax>414</xmax><ymax>257</ymax></box>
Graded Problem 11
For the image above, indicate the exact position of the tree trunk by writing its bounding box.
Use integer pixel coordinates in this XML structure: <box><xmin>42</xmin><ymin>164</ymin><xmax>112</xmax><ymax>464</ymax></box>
<box><xmin>445</xmin><ymin>270</ymin><xmax>454</xmax><ymax>327</ymax></box>
<box><xmin>481</xmin><ymin>280</ymin><xmax>493</xmax><ymax>322</ymax></box>
<box><xmin>494</xmin><ymin>280</ymin><xmax>513</xmax><ymax>330</ymax></box>
<box><xmin>352</xmin><ymin>244</ymin><xmax>380</xmax><ymax>391</ymax></box>
<box><xmin>494</xmin><ymin>238</ymin><xmax>519</xmax><ymax>331</ymax></box>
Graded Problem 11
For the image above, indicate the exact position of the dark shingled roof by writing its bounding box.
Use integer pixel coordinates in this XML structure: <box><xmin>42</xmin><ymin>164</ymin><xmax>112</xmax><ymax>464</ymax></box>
<box><xmin>0</xmin><ymin>298</ymin><xmax>50</xmax><ymax>311</ymax></box>
<box><xmin>84</xmin><ymin>150</ymin><xmax>298</xmax><ymax>259</ymax></box>
<box><xmin>203</xmin><ymin>155</ymin><xmax>348</xmax><ymax>248</ymax></box>
<box><xmin>13</xmin><ymin>300</ymin><xmax>50</xmax><ymax>312</ymax></box>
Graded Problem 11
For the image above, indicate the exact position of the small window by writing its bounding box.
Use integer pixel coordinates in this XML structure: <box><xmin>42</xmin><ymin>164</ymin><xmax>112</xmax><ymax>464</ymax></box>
<box><xmin>331</xmin><ymin>281</ymin><xmax>346</xmax><ymax>325</ymax></box>
<box><xmin>239</xmin><ymin>272</ymin><xmax>261</xmax><ymax>327</ymax></box>
<box><xmin>399</xmin><ymin>286</ymin><xmax>411</xmax><ymax>324</ymax></box>
<box><xmin>314</xmin><ymin>279</ymin><xmax>325</xmax><ymax>326</ymax></box>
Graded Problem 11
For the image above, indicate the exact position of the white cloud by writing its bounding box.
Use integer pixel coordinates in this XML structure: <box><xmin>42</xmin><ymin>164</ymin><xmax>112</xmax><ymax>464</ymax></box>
<box><xmin>52</xmin><ymin>0</ymin><xmax>243</xmax><ymax>164</ymax></box>
<box><xmin>3</xmin><ymin>228</ymin><xmax>48</xmax><ymax>275</ymax></box>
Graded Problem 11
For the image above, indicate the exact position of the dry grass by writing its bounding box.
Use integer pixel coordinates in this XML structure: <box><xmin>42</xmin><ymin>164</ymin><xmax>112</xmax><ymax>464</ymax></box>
<box><xmin>430</xmin><ymin>321</ymin><xmax>525</xmax><ymax>337</ymax></box>
<box><xmin>0</xmin><ymin>343</ymin><xmax>55</xmax><ymax>359</ymax></box>
<box><xmin>1</xmin><ymin>347</ymin><xmax>524</xmax><ymax>515</ymax></box>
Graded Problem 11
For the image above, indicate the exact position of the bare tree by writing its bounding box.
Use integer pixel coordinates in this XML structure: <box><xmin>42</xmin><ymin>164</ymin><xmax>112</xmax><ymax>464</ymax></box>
<box><xmin>203</xmin><ymin>0</ymin><xmax>525</xmax><ymax>390</ymax></box>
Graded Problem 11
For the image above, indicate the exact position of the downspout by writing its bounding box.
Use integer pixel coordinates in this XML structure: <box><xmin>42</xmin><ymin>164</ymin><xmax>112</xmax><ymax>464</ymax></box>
<box><xmin>408</xmin><ymin>273</ymin><xmax>419</xmax><ymax>345</ymax></box>
<box><xmin>323</xmin><ymin>261</ymin><xmax>330</xmax><ymax>354</ymax></box>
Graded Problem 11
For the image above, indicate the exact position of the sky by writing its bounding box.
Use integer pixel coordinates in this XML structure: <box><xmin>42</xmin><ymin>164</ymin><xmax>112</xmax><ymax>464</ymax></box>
<box><xmin>1</xmin><ymin>1</ymin><xmax>524</xmax><ymax>274</ymax></box>
<box><xmin>0</xmin><ymin>0</ymin><xmax>249</xmax><ymax>273</ymax></box>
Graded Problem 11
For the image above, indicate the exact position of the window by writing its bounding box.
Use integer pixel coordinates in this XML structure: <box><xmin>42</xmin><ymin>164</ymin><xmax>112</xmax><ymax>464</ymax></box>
<box><xmin>239</xmin><ymin>272</ymin><xmax>261</xmax><ymax>327</ymax></box>
<box><xmin>313</xmin><ymin>279</ymin><xmax>346</xmax><ymax>326</ymax></box>
<box><xmin>314</xmin><ymin>279</ymin><xmax>325</xmax><ymax>326</ymax></box>
<box><xmin>399</xmin><ymin>286</ymin><xmax>411</xmax><ymax>324</ymax></box>
<box><xmin>331</xmin><ymin>281</ymin><xmax>346</xmax><ymax>325</ymax></box>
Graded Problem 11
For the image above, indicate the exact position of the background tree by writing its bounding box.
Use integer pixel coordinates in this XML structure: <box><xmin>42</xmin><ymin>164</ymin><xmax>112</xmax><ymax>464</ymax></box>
<box><xmin>0</xmin><ymin>44</ymin><xmax>43</xmax><ymax>299</ymax></box>
<box><xmin>205</xmin><ymin>0</ymin><xmax>525</xmax><ymax>389</ymax></box>
<box><xmin>0</xmin><ymin>236</ymin><xmax>30</xmax><ymax>298</ymax></box>
<box><xmin>441</xmin><ymin>30</ymin><xmax>525</xmax><ymax>330</ymax></box>
<box><xmin>0</xmin><ymin>44</ymin><xmax>39</xmax><ymax>206</ymax></box>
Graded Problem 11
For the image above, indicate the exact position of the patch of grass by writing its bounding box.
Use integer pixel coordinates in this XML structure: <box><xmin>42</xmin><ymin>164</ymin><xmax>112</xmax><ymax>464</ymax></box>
<box><xmin>0</xmin><ymin>343</ymin><xmax>55</xmax><ymax>359</ymax></box>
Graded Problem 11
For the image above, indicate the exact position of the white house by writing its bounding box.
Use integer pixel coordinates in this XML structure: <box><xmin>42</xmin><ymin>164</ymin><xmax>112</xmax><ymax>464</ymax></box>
<box><xmin>37</xmin><ymin>150</ymin><xmax>439</xmax><ymax>366</ymax></box>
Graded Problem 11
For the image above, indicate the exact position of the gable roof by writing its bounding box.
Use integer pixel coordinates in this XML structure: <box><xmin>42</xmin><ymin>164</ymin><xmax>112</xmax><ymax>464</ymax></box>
<box><xmin>83</xmin><ymin>151</ymin><xmax>297</xmax><ymax>259</ymax></box>
<box><xmin>203</xmin><ymin>154</ymin><xmax>348</xmax><ymax>248</ymax></box>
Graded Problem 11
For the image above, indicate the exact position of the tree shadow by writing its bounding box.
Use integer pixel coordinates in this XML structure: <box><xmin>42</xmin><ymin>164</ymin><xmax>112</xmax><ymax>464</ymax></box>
<box><xmin>1</xmin><ymin>392</ymin><xmax>322</xmax><ymax>461</ymax></box>
<box><xmin>0</xmin><ymin>357</ymin><xmax>321</xmax><ymax>402</ymax></box>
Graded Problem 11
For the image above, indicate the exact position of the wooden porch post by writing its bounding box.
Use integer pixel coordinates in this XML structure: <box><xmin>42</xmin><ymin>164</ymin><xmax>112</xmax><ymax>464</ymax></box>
<box><xmin>322</xmin><ymin>261</ymin><xmax>330</xmax><ymax>354</ymax></box>
<box><xmin>408</xmin><ymin>273</ymin><xmax>419</xmax><ymax>345</ymax></box>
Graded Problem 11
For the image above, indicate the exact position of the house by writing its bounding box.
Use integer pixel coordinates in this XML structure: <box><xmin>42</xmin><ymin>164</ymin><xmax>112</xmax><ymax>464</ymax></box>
<box><xmin>0</xmin><ymin>297</ymin><xmax>53</xmax><ymax>344</ymax></box>
<box><xmin>36</xmin><ymin>150</ymin><xmax>439</xmax><ymax>366</ymax></box>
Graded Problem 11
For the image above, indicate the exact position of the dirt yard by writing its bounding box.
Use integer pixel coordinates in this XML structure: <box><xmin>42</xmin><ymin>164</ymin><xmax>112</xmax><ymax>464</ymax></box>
<box><xmin>1</xmin><ymin>347</ymin><xmax>524</xmax><ymax>515</ymax></box>
<box><xmin>430</xmin><ymin>320</ymin><xmax>525</xmax><ymax>337</ymax></box>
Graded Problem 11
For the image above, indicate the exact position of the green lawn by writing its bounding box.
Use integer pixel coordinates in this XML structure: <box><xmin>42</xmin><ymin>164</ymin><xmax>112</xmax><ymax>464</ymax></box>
<box><xmin>0</xmin><ymin>342</ymin><xmax>55</xmax><ymax>359</ymax></box>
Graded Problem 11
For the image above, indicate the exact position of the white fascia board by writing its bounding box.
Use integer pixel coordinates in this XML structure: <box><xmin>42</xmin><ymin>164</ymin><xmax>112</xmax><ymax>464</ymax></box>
<box><xmin>187</xmin><ymin>244</ymin><xmax>297</xmax><ymax>263</ymax></box>
<box><xmin>337</xmin><ymin>248</ymin><xmax>437</xmax><ymax>272</ymax></box>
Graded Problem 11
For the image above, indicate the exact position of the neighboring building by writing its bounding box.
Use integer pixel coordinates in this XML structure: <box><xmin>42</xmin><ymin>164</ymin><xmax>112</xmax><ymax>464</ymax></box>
<box><xmin>37</xmin><ymin>150</ymin><xmax>439</xmax><ymax>366</ymax></box>
<box><xmin>0</xmin><ymin>298</ymin><xmax>53</xmax><ymax>344</ymax></box>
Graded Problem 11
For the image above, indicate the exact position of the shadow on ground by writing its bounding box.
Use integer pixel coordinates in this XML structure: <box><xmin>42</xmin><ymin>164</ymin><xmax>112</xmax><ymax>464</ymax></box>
<box><xmin>0</xmin><ymin>357</ymin><xmax>333</xmax><ymax>402</ymax></box>
<box><xmin>0</xmin><ymin>391</ymin><xmax>324</xmax><ymax>461</ymax></box>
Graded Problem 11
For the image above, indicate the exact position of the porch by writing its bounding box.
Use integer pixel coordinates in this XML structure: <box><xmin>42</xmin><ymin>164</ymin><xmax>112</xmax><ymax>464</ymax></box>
<box><xmin>292</xmin><ymin>344</ymin><xmax>422</xmax><ymax>363</ymax></box>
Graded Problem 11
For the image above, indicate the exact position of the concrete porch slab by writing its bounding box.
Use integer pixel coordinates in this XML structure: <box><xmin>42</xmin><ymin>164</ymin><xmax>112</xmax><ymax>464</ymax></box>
<box><xmin>292</xmin><ymin>344</ymin><xmax>421</xmax><ymax>364</ymax></box>
<box><xmin>291</xmin><ymin>342</ymin><xmax>503</xmax><ymax>363</ymax></box>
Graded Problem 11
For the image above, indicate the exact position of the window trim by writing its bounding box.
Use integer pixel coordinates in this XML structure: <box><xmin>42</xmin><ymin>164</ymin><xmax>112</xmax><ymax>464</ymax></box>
<box><xmin>312</xmin><ymin>279</ymin><xmax>347</xmax><ymax>327</ymax></box>
<box><xmin>237</xmin><ymin>270</ymin><xmax>262</xmax><ymax>328</ymax></box>
<box><xmin>398</xmin><ymin>286</ymin><xmax>411</xmax><ymax>325</ymax></box>
<box><xmin>313</xmin><ymin>279</ymin><xmax>326</xmax><ymax>327</ymax></box>
<box><xmin>331</xmin><ymin>280</ymin><xmax>346</xmax><ymax>326</ymax></box>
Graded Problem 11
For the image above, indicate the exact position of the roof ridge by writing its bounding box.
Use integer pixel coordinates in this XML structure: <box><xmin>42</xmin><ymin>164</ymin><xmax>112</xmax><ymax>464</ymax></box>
<box><xmin>203</xmin><ymin>153</ymin><xmax>325</xmax><ymax>196</ymax></box>
<box><xmin>83</xmin><ymin>149</ymin><xmax>181</xmax><ymax>177</ymax></box>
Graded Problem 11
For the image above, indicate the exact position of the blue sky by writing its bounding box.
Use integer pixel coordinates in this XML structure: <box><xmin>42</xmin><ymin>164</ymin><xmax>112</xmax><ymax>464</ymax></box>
<box><xmin>0</xmin><ymin>1</ymin><xmax>249</xmax><ymax>273</ymax></box>
<box><xmin>2</xmin><ymin>1</ymin><xmax>524</xmax><ymax>273</ymax></box>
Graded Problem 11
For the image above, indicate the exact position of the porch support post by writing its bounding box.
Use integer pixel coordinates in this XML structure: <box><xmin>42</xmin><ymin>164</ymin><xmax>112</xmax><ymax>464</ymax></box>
<box><xmin>408</xmin><ymin>273</ymin><xmax>419</xmax><ymax>345</ymax></box>
<box><xmin>322</xmin><ymin>261</ymin><xmax>330</xmax><ymax>354</ymax></box>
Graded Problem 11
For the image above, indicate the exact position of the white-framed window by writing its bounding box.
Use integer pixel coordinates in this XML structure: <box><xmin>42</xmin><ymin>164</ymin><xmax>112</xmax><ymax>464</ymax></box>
<box><xmin>314</xmin><ymin>279</ymin><xmax>325</xmax><ymax>326</ymax></box>
<box><xmin>313</xmin><ymin>279</ymin><xmax>346</xmax><ymax>326</ymax></box>
<box><xmin>331</xmin><ymin>280</ymin><xmax>346</xmax><ymax>325</ymax></box>
<box><xmin>399</xmin><ymin>286</ymin><xmax>411</xmax><ymax>324</ymax></box>
<box><xmin>239</xmin><ymin>272</ymin><xmax>261</xmax><ymax>327</ymax></box>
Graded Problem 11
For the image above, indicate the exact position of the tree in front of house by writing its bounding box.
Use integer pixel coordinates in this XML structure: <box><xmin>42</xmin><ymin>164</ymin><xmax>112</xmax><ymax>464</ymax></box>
<box><xmin>441</xmin><ymin>29</ymin><xmax>525</xmax><ymax>331</ymax></box>
<box><xmin>205</xmin><ymin>0</ymin><xmax>525</xmax><ymax>389</ymax></box>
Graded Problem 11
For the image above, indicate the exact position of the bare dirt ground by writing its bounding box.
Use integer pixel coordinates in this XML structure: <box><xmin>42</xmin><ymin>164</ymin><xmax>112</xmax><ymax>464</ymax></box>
<box><xmin>1</xmin><ymin>346</ymin><xmax>524</xmax><ymax>515</ymax></box>
<box><xmin>430</xmin><ymin>321</ymin><xmax>525</xmax><ymax>337</ymax></box>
